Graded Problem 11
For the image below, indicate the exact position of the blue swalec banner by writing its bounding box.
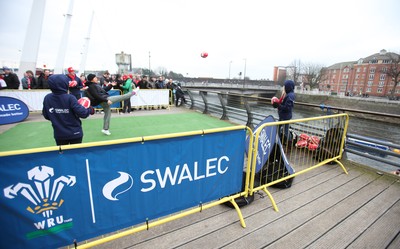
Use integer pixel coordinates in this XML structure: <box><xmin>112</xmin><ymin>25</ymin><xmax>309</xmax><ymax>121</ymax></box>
<box><xmin>245</xmin><ymin>115</ymin><xmax>277</xmax><ymax>173</ymax></box>
<box><xmin>0</xmin><ymin>129</ymin><xmax>245</xmax><ymax>249</ymax></box>
<box><xmin>0</xmin><ymin>96</ymin><xmax>29</xmax><ymax>125</ymax></box>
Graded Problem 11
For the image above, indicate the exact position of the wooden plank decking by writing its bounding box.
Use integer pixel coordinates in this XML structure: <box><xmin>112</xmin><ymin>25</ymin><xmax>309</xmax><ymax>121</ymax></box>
<box><xmin>85</xmin><ymin>161</ymin><xmax>400</xmax><ymax>249</ymax></box>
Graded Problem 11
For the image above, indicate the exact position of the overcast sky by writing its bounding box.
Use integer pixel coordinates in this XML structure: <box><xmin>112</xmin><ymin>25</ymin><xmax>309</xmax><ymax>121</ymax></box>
<box><xmin>1</xmin><ymin>0</ymin><xmax>399</xmax><ymax>79</ymax></box>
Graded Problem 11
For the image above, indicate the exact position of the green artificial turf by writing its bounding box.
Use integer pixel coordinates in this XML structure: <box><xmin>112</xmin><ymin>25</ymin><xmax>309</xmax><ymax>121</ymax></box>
<box><xmin>0</xmin><ymin>112</ymin><xmax>234</xmax><ymax>152</ymax></box>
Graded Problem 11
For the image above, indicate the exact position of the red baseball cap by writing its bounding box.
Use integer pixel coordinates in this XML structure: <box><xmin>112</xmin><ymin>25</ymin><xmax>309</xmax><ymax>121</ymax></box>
<box><xmin>68</xmin><ymin>67</ymin><xmax>75</xmax><ymax>73</ymax></box>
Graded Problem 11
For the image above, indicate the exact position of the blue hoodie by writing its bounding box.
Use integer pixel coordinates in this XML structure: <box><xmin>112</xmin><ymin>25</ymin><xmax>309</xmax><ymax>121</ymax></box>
<box><xmin>278</xmin><ymin>80</ymin><xmax>296</xmax><ymax>121</ymax></box>
<box><xmin>42</xmin><ymin>74</ymin><xmax>90</xmax><ymax>141</ymax></box>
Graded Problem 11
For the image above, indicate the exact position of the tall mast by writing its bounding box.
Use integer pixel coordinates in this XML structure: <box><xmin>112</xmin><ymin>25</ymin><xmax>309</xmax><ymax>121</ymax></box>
<box><xmin>17</xmin><ymin>0</ymin><xmax>47</xmax><ymax>87</ymax></box>
<box><xmin>79</xmin><ymin>11</ymin><xmax>94</xmax><ymax>74</ymax></box>
<box><xmin>54</xmin><ymin>0</ymin><xmax>75</xmax><ymax>74</ymax></box>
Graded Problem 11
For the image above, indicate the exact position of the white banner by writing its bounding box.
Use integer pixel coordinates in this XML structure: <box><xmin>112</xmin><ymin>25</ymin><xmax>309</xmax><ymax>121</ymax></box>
<box><xmin>0</xmin><ymin>89</ymin><xmax>170</xmax><ymax>111</ymax></box>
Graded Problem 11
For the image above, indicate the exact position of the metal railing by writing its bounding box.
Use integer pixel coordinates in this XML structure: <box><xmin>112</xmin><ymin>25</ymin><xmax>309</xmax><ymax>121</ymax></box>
<box><xmin>183</xmin><ymin>89</ymin><xmax>400</xmax><ymax>170</ymax></box>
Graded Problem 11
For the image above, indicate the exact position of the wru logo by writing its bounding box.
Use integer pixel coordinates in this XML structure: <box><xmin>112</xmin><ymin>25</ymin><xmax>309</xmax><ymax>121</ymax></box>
<box><xmin>4</xmin><ymin>165</ymin><xmax>76</xmax><ymax>218</ymax></box>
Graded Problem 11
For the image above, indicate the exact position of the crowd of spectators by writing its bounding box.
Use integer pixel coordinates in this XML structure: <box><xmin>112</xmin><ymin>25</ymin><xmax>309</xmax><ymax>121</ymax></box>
<box><xmin>0</xmin><ymin>66</ymin><xmax>185</xmax><ymax>106</ymax></box>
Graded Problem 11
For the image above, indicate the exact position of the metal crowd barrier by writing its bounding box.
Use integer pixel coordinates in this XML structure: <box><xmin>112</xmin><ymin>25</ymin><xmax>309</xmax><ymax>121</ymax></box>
<box><xmin>248</xmin><ymin>113</ymin><xmax>349</xmax><ymax>211</ymax></box>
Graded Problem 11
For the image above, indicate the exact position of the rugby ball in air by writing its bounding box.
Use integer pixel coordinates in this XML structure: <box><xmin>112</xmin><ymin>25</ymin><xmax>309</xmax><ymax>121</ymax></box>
<box><xmin>201</xmin><ymin>52</ymin><xmax>208</xmax><ymax>58</ymax></box>
<box><xmin>78</xmin><ymin>97</ymin><xmax>91</xmax><ymax>109</ymax></box>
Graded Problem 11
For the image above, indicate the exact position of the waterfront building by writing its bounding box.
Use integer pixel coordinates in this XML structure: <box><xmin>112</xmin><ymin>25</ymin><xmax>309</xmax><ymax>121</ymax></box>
<box><xmin>321</xmin><ymin>49</ymin><xmax>400</xmax><ymax>98</ymax></box>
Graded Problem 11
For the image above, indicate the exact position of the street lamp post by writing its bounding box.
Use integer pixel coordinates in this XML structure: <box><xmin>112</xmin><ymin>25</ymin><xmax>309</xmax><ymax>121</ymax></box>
<box><xmin>149</xmin><ymin>51</ymin><xmax>151</xmax><ymax>75</ymax></box>
<box><xmin>229</xmin><ymin>61</ymin><xmax>232</xmax><ymax>80</ymax></box>
<box><xmin>243</xmin><ymin>58</ymin><xmax>247</xmax><ymax>88</ymax></box>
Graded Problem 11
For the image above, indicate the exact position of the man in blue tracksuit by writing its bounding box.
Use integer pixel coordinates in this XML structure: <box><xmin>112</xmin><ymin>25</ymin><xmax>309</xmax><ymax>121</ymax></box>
<box><xmin>42</xmin><ymin>74</ymin><xmax>92</xmax><ymax>145</ymax></box>
<box><xmin>277</xmin><ymin>79</ymin><xmax>296</xmax><ymax>142</ymax></box>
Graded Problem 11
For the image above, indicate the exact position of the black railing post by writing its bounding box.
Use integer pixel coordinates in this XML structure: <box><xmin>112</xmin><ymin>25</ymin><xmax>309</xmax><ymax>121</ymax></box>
<box><xmin>185</xmin><ymin>90</ymin><xmax>195</xmax><ymax>110</ymax></box>
<box><xmin>218</xmin><ymin>93</ymin><xmax>229</xmax><ymax>120</ymax></box>
<box><xmin>242</xmin><ymin>96</ymin><xmax>253</xmax><ymax>129</ymax></box>
<box><xmin>200</xmin><ymin>91</ymin><xmax>209</xmax><ymax>114</ymax></box>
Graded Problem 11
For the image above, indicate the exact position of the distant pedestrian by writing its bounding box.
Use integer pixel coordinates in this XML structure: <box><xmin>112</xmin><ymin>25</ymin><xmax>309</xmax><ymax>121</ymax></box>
<box><xmin>138</xmin><ymin>75</ymin><xmax>152</xmax><ymax>89</ymax></box>
<box><xmin>66</xmin><ymin>67</ymin><xmax>83</xmax><ymax>99</ymax></box>
<box><xmin>37</xmin><ymin>69</ymin><xmax>51</xmax><ymax>89</ymax></box>
<box><xmin>42</xmin><ymin>74</ymin><xmax>93</xmax><ymax>146</ymax></box>
<box><xmin>0</xmin><ymin>70</ymin><xmax>7</xmax><ymax>90</ymax></box>
<box><xmin>3</xmin><ymin>66</ymin><xmax>20</xmax><ymax>89</ymax></box>
<box><xmin>121</xmin><ymin>75</ymin><xmax>135</xmax><ymax>114</ymax></box>
<box><xmin>175</xmin><ymin>82</ymin><xmax>186</xmax><ymax>107</ymax></box>
<box><xmin>21</xmin><ymin>70</ymin><xmax>37</xmax><ymax>89</ymax></box>
<box><xmin>99</xmin><ymin>70</ymin><xmax>111</xmax><ymax>87</ymax></box>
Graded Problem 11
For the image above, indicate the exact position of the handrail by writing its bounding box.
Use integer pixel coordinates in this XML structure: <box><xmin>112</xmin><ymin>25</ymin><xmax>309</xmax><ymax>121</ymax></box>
<box><xmin>181</xmin><ymin>89</ymin><xmax>400</xmax><ymax>170</ymax></box>
<box><xmin>184</xmin><ymin>88</ymin><xmax>400</xmax><ymax>119</ymax></box>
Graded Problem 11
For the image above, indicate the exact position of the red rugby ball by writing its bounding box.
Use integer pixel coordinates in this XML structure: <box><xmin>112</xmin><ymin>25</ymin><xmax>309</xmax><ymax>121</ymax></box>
<box><xmin>78</xmin><ymin>97</ymin><xmax>91</xmax><ymax>109</ymax></box>
<box><xmin>201</xmin><ymin>52</ymin><xmax>208</xmax><ymax>58</ymax></box>
<box><xmin>69</xmin><ymin>80</ymin><xmax>77</xmax><ymax>87</ymax></box>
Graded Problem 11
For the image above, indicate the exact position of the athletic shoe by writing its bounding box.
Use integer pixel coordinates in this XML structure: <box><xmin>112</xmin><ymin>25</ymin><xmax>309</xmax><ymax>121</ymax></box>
<box><xmin>132</xmin><ymin>87</ymin><xmax>140</xmax><ymax>96</ymax></box>
<box><xmin>101</xmin><ymin>129</ymin><xmax>111</xmax><ymax>135</ymax></box>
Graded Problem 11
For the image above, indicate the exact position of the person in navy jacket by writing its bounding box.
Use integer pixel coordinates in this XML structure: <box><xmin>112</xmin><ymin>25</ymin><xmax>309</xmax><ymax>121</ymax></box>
<box><xmin>42</xmin><ymin>74</ymin><xmax>92</xmax><ymax>145</ymax></box>
<box><xmin>278</xmin><ymin>80</ymin><xmax>296</xmax><ymax>121</ymax></box>
<box><xmin>277</xmin><ymin>79</ymin><xmax>296</xmax><ymax>143</ymax></box>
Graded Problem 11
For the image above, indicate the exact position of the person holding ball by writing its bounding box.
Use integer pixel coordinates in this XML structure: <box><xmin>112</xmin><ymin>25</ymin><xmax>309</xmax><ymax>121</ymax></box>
<box><xmin>42</xmin><ymin>74</ymin><xmax>94</xmax><ymax>146</ymax></box>
<box><xmin>271</xmin><ymin>80</ymin><xmax>296</xmax><ymax>144</ymax></box>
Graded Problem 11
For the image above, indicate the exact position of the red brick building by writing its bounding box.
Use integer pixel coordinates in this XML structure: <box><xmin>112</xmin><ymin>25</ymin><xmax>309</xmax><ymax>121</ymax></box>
<box><xmin>320</xmin><ymin>49</ymin><xmax>400</xmax><ymax>97</ymax></box>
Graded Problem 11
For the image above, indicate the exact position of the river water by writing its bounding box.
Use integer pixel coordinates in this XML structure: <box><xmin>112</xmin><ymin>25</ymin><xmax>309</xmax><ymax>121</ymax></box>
<box><xmin>189</xmin><ymin>92</ymin><xmax>400</xmax><ymax>173</ymax></box>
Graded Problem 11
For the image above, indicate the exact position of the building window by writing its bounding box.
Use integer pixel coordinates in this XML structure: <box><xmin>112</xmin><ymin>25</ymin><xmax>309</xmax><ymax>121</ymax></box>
<box><xmin>353</xmin><ymin>87</ymin><xmax>357</xmax><ymax>92</ymax></box>
<box><xmin>354</xmin><ymin>81</ymin><xmax>358</xmax><ymax>85</ymax></box>
<box><xmin>369</xmin><ymin>59</ymin><xmax>377</xmax><ymax>64</ymax></box>
<box><xmin>356</xmin><ymin>68</ymin><xmax>360</xmax><ymax>72</ymax></box>
<box><xmin>380</xmin><ymin>74</ymin><xmax>386</xmax><ymax>80</ymax></box>
<box><xmin>382</xmin><ymin>67</ymin><xmax>387</xmax><ymax>73</ymax></box>
<box><xmin>379</xmin><ymin>81</ymin><xmax>385</xmax><ymax>87</ymax></box>
<box><xmin>356</xmin><ymin>74</ymin><xmax>359</xmax><ymax>79</ymax></box>
<box><xmin>366</xmin><ymin>88</ymin><xmax>371</xmax><ymax>92</ymax></box>
<box><xmin>367</xmin><ymin>81</ymin><xmax>373</xmax><ymax>86</ymax></box>
<box><xmin>382</xmin><ymin>59</ymin><xmax>391</xmax><ymax>64</ymax></box>
<box><xmin>370</xmin><ymin>68</ymin><xmax>376</xmax><ymax>73</ymax></box>
<box><xmin>377</xmin><ymin>88</ymin><xmax>383</xmax><ymax>93</ymax></box>
<box><xmin>369</xmin><ymin>74</ymin><xmax>375</xmax><ymax>80</ymax></box>
<box><xmin>333</xmin><ymin>69</ymin><xmax>336</xmax><ymax>74</ymax></box>
<box><xmin>363</xmin><ymin>67</ymin><xmax>367</xmax><ymax>72</ymax></box>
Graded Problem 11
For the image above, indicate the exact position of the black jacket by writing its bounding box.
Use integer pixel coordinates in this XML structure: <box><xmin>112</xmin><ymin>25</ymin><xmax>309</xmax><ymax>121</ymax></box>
<box><xmin>37</xmin><ymin>73</ymin><xmax>50</xmax><ymax>89</ymax></box>
<box><xmin>4</xmin><ymin>73</ymin><xmax>20</xmax><ymax>89</ymax></box>
<box><xmin>85</xmin><ymin>81</ymin><xmax>109</xmax><ymax>106</ymax></box>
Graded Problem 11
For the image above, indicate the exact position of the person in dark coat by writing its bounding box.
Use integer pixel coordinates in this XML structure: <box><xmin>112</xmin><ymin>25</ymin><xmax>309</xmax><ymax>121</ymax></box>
<box><xmin>137</xmin><ymin>75</ymin><xmax>152</xmax><ymax>89</ymax></box>
<box><xmin>3</xmin><ymin>67</ymin><xmax>20</xmax><ymax>89</ymax></box>
<box><xmin>42</xmin><ymin>74</ymin><xmax>93</xmax><ymax>146</ymax></box>
<box><xmin>175</xmin><ymin>83</ymin><xmax>186</xmax><ymax>107</ymax></box>
<box><xmin>66</xmin><ymin>67</ymin><xmax>83</xmax><ymax>99</ymax></box>
<box><xmin>278</xmin><ymin>80</ymin><xmax>296</xmax><ymax>121</ymax></box>
<box><xmin>277</xmin><ymin>79</ymin><xmax>296</xmax><ymax>142</ymax></box>
<box><xmin>37</xmin><ymin>69</ymin><xmax>51</xmax><ymax>89</ymax></box>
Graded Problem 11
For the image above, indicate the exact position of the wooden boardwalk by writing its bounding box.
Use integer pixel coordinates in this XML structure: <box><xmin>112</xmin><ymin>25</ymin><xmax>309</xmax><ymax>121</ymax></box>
<box><xmin>86</xmin><ymin>161</ymin><xmax>400</xmax><ymax>249</ymax></box>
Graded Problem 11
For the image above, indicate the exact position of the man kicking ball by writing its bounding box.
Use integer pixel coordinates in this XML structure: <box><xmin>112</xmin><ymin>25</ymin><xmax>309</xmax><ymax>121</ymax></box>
<box><xmin>84</xmin><ymin>73</ymin><xmax>139</xmax><ymax>135</ymax></box>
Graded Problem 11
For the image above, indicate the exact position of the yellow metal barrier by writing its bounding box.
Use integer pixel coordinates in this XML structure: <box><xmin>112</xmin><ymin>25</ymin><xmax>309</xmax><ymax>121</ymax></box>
<box><xmin>248</xmin><ymin>113</ymin><xmax>349</xmax><ymax>212</ymax></box>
